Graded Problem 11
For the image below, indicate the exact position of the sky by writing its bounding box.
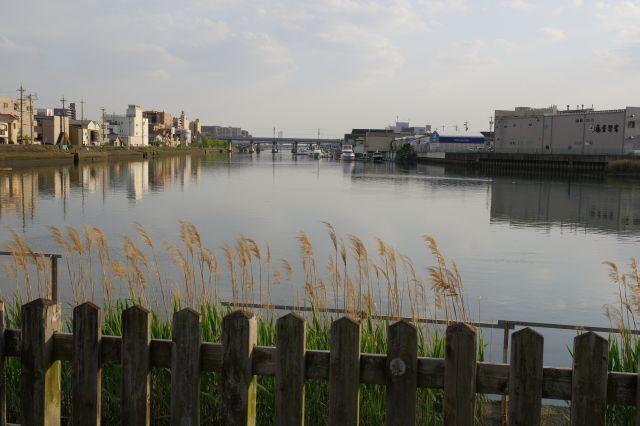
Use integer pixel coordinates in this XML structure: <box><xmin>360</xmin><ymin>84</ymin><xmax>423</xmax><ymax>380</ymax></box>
<box><xmin>1</xmin><ymin>0</ymin><xmax>639</xmax><ymax>137</ymax></box>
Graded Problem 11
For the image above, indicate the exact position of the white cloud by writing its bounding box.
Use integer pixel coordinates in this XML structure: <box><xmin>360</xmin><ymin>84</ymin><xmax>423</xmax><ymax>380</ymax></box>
<box><xmin>540</xmin><ymin>27</ymin><xmax>567</xmax><ymax>42</ymax></box>
<box><xmin>501</xmin><ymin>0</ymin><xmax>534</xmax><ymax>11</ymax></box>
<box><xmin>435</xmin><ymin>39</ymin><xmax>499</xmax><ymax>69</ymax></box>
<box><xmin>315</xmin><ymin>24</ymin><xmax>405</xmax><ymax>80</ymax></box>
<box><xmin>0</xmin><ymin>35</ymin><xmax>18</xmax><ymax>50</ymax></box>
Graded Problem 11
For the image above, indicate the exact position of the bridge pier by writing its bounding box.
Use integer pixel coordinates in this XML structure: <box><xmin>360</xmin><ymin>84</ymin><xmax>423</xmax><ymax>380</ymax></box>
<box><xmin>256</xmin><ymin>143</ymin><xmax>261</xmax><ymax>154</ymax></box>
<box><xmin>272</xmin><ymin>141</ymin><xmax>278</xmax><ymax>153</ymax></box>
<box><xmin>292</xmin><ymin>142</ymin><xmax>298</xmax><ymax>155</ymax></box>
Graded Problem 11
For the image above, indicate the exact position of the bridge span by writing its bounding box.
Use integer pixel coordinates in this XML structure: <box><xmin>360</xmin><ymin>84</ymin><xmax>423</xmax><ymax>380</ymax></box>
<box><xmin>218</xmin><ymin>136</ymin><xmax>344</xmax><ymax>153</ymax></box>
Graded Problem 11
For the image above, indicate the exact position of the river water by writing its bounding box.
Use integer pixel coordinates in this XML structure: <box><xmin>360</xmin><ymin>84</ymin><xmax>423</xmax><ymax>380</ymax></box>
<box><xmin>1</xmin><ymin>152</ymin><xmax>639</xmax><ymax>365</ymax></box>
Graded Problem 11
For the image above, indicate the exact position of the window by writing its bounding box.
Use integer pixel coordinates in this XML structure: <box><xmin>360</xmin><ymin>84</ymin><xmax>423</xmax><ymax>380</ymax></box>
<box><xmin>2</xmin><ymin>103</ymin><xmax>7</xmax><ymax>108</ymax></box>
<box><xmin>629</xmin><ymin>121</ymin><xmax>636</xmax><ymax>129</ymax></box>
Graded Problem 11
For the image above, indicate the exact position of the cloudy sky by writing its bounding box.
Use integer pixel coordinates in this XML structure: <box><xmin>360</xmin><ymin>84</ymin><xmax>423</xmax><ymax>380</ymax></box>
<box><xmin>1</xmin><ymin>0</ymin><xmax>638</xmax><ymax>136</ymax></box>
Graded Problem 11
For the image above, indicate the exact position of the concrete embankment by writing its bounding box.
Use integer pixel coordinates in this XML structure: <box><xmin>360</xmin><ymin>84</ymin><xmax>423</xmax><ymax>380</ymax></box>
<box><xmin>0</xmin><ymin>145</ymin><xmax>219</xmax><ymax>169</ymax></box>
<box><xmin>417</xmin><ymin>151</ymin><xmax>640</xmax><ymax>176</ymax></box>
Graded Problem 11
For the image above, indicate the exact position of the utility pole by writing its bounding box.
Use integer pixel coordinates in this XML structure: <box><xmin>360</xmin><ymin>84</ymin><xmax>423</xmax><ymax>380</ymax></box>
<box><xmin>17</xmin><ymin>84</ymin><xmax>25</xmax><ymax>144</ymax></box>
<box><xmin>317</xmin><ymin>128</ymin><xmax>320</xmax><ymax>139</ymax></box>
<box><xmin>59</xmin><ymin>95</ymin><xmax>66</xmax><ymax>145</ymax></box>
<box><xmin>101</xmin><ymin>107</ymin><xmax>106</xmax><ymax>144</ymax></box>
<box><xmin>489</xmin><ymin>116</ymin><xmax>494</xmax><ymax>132</ymax></box>
<box><xmin>27</xmin><ymin>93</ymin><xmax>38</xmax><ymax>144</ymax></box>
<box><xmin>463</xmin><ymin>121</ymin><xmax>469</xmax><ymax>132</ymax></box>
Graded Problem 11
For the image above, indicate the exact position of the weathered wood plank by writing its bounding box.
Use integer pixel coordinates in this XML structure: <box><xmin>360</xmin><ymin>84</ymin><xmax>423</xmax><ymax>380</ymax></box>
<box><xmin>385</xmin><ymin>320</ymin><xmax>418</xmax><ymax>426</ymax></box>
<box><xmin>72</xmin><ymin>302</ymin><xmax>102</xmax><ymax>426</ymax></box>
<box><xmin>200</xmin><ymin>341</ymin><xmax>223</xmax><ymax>372</ymax></box>
<box><xmin>444</xmin><ymin>322</ymin><xmax>477</xmax><ymax>426</ymax></box>
<box><xmin>329</xmin><ymin>317</ymin><xmax>361</xmax><ymax>426</ymax></box>
<box><xmin>21</xmin><ymin>298</ymin><xmax>61</xmax><ymax>426</ymax></box>
<box><xmin>0</xmin><ymin>301</ymin><xmax>5</xmax><ymax>426</ymax></box>
<box><xmin>171</xmin><ymin>308</ymin><xmax>201</xmax><ymax>426</ymax></box>
<box><xmin>571</xmin><ymin>332</ymin><xmax>608</xmax><ymax>426</ymax></box>
<box><xmin>275</xmin><ymin>313</ymin><xmax>306</xmax><ymax>426</ymax></box>
<box><xmin>508</xmin><ymin>328</ymin><xmax>543</xmax><ymax>426</ymax></box>
<box><xmin>121</xmin><ymin>305</ymin><xmax>151</xmax><ymax>426</ymax></box>
<box><xmin>222</xmin><ymin>310</ymin><xmax>257</xmax><ymax>426</ymax></box>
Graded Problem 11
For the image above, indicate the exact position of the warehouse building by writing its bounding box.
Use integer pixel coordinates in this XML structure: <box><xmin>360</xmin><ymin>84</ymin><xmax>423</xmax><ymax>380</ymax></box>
<box><xmin>494</xmin><ymin>105</ymin><xmax>640</xmax><ymax>155</ymax></box>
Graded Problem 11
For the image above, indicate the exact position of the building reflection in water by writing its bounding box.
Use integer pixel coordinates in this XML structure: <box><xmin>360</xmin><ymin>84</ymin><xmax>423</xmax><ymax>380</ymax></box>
<box><xmin>490</xmin><ymin>176</ymin><xmax>640</xmax><ymax>235</ymax></box>
<box><xmin>0</xmin><ymin>156</ymin><xmax>203</xmax><ymax>224</ymax></box>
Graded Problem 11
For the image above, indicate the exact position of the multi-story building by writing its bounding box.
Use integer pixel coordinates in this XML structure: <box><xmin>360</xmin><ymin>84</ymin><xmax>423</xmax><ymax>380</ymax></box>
<box><xmin>69</xmin><ymin>120</ymin><xmax>103</xmax><ymax>146</ymax></box>
<box><xmin>105</xmin><ymin>105</ymin><xmax>149</xmax><ymax>147</ymax></box>
<box><xmin>143</xmin><ymin>110</ymin><xmax>172</xmax><ymax>129</ymax></box>
<box><xmin>201</xmin><ymin>125</ymin><xmax>251</xmax><ymax>139</ymax></box>
<box><xmin>0</xmin><ymin>96</ymin><xmax>36</xmax><ymax>143</ymax></box>
<box><xmin>494</xmin><ymin>105</ymin><xmax>640</xmax><ymax>155</ymax></box>
<box><xmin>0</xmin><ymin>114</ymin><xmax>19</xmax><ymax>144</ymax></box>
<box><xmin>35</xmin><ymin>114</ymin><xmax>70</xmax><ymax>145</ymax></box>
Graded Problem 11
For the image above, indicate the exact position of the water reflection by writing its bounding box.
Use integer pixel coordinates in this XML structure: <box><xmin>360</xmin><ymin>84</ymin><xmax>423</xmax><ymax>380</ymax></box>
<box><xmin>0</xmin><ymin>156</ymin><xmax>204</xmax><ymax>223</ymax></box>
<box><xmin>490</xmin><ymin>177</ymin><xmax>640</xmax><ymax>235</ymax></box>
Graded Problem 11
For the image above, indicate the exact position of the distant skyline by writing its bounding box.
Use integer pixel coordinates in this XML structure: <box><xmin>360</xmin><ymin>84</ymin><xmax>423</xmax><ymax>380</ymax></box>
<box><xmin>1</xmin><ymin>0</ymin><xmax>638</xmax><ymax>137</ymax></box>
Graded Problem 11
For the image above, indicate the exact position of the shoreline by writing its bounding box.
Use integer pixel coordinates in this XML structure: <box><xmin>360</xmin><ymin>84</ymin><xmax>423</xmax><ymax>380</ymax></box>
<box><xmin>0</xmin><ymin>145</ymin><xmax>226</xmax><ymax>169</ymax></box>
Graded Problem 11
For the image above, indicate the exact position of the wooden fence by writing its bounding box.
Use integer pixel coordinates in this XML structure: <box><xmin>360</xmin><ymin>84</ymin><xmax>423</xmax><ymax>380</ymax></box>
<box><xmin>0</xmin><ymin>298</ymin><xmax>637</xmax><ymax>425</ymax></box>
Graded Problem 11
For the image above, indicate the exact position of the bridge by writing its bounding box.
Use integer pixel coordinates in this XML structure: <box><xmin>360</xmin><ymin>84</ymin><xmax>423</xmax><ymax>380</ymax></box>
<box><xmin>217</xmin><ymin>136</ymin><xmax>344</xmax><ymax>153</ymax></box>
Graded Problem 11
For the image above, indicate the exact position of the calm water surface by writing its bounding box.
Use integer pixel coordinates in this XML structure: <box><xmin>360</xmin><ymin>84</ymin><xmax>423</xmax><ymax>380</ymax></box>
<box><xmin>1</xmin><ymin>153</ymin><xmax>639</xmax><ymax>365</ymax></box>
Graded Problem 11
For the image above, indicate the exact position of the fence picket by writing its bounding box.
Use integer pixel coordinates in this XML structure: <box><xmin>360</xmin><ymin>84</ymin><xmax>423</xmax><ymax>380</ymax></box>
<box><xmin>121</xmin><ymin>305</ymin><xmax>151</xmax><ymax>426</ymax></box>
<box><xmin>444</xmin><ymin>322</ymin><xmax>477</xmax><ymax>426</ymax></box>
<box><xmin>72</xmin><ymin>302</ymin><xmax>102</xmax><ymax>426</ymax></box>
<box><xmin>385</xmin><ymin>320</ymin><xmax>418</xmax><ymax>426</ymax></box>
<box><xmin>571</xmin><ymin>332</ymin><xmax>607</xmax><ymax>426</ymax></box>
<box><xmin>508</xmin><ymin>327</ymin><xmax>543</xmax><ymax>426</ymax></box>
<box><xmin>329</xmin><ymin>317</ymin><xmax>361</xmax><ymax>426</ymax></box>
<box><xmin>275</xmin><ymin>313</ymin><xmax>306</xmax><ymax>426</ymax></box>
<box><xmin>21</xmin><ymin>298</ymin><xmax>61</xmax><ymax>426</ymax></box>
<box><xmin>171</xmin><ymin>308</ymin><xmax>201</xmax><ymax>425</ymax></box>
<box><xmin>222</xmin><ymin>310</ymin><xmax>257</xmax><ymax>425</ymax></box>
<box><xmin>0</xmin><ymin>301</ymin><xmax>5</xmax><ymax>426</ymax></box>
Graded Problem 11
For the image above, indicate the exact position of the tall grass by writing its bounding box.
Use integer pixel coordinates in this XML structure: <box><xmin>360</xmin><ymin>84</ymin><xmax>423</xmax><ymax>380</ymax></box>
<box><xmin>2</xmin><ymin>222</ymin><xmax>480</xmax><ymax>424</ymax></box>
<box><xmin>602</xmin><ymin>258</ymin><xmax>640</xmax><ymax>423</ymax></box>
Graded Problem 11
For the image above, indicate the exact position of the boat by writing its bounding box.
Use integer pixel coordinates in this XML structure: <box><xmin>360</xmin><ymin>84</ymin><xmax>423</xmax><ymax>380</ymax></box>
<box><xmin>296</xmin><ymin>147</ymin><xmax>312</xmax><ymax>156</ymax></box>
<box><xmin>372</xmin><ymin>151</ymin><xmax>384</xmax><ymax>163</ymax></box>
<box><xmin>340</xmin><ymin>145</ymin><xmax>355</xmax><ymax>161</ymax></box>
<box><xmin>311</xmin><ymin>148</ymin><xmax>324</xmax><ymax>159</ymax></box>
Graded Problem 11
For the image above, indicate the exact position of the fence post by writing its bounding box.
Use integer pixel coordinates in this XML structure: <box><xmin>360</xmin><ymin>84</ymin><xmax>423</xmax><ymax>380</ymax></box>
<box><xmin>385</xmin><ymin>320</ymin><xmax>417</xmax><ymax>426</ymax></box>
<box><xmin>121</xmin><ymin>305</ymin><xmax>151</xmax><ymax>426</ymax></box>
<box><xmin>508</xmin><ymin>328</ymin><xmax>543</xmax><ymax>426</ymax></box>
<box><xmin>222</xmin><ymin>311</ymin><xmax>257</xmax><ymax>426</ymax></box>
<box><xmin>275</xmin><ymin>313</ymin><xmax>306</xmax><ymax>426</ymax></box>
<box><xmin>444</xmin><ymin>322</ymin><xmax>477</xmax><ymax>426</ymax></box>
<box><xmin>329</xmin><ymin>316</ymin><xmax>361</xmax><ymax>426</ymax></box>
<box><xmin>571</xmin><ymin>332</ymin><xmax>607</xmax><ymax>425</ymax></box>
<box><xmin>72</xmin><ymin>302</ymin><xmax>102</xmax><ymax>426</ymax></box>
<box><xmin>0</xmin><ymin>300</ymin><xmax>5</xmax><ymax>426</ymax></box>
<box><xmin>50</xmin><ymin>255</ymin><xmax>58</xmax><ymax>302</ymax></box>
<box><xmin>171</xmin><ymin>308</ymin><xmax>201</xmax><ymax>426</ymax></box>
<box><xmin>21</xmin><ymin>298</ymin><xmax>61</xmax><ymax>426</ymax></box>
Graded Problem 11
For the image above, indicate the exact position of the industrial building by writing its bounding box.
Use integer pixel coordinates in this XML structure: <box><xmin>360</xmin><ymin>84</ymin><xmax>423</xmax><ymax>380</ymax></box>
<box><xmin>494</xmin><ymin>105</ymin><xmax>640</xmax><ymax>155</ymax></box>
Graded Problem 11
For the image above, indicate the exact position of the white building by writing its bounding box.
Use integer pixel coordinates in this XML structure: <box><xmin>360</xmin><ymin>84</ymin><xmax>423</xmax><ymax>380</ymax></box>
<box><xmin>106</xmin><ymin>105</ymin><xmax>149</xmax><ymax>147</ymax></box>
<box><xmin>494</xmin><ymin>105</ymin><xmax>640</xmax><ymax>155</ymax></box>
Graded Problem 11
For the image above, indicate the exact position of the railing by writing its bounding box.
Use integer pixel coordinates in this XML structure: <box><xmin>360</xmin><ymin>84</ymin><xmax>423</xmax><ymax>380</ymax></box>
<box><xmin>0</xmin><ymin>298</ymin><xmax>637</xmax><ymax>424</ymax></box>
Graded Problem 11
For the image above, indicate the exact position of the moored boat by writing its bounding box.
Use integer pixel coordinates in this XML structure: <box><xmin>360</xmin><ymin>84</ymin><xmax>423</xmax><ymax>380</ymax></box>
<box><xmin>340</xmin><ymin>145</ymin><xmax>355</xmax><ymax>161</ymax></box>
